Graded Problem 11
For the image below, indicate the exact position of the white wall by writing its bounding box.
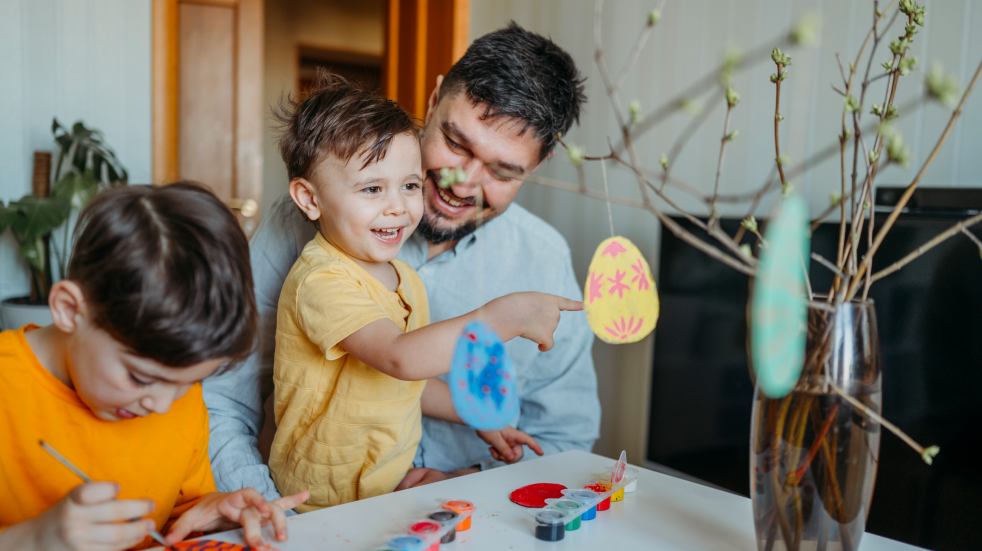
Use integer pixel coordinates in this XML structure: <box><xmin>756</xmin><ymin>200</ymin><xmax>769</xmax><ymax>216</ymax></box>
<box><xmin>262</xmin><ymin>0</ymin><xmax>385</xmax><ymax>211</ymax></box>
<box><xmin>471</xmin><ymin>0</ymin><xmax>982</xmax><ymax>460</ymax></box>
<box><xmin>0</xmin><ymin>0</ymin><xmax>152</xmax><ymax>301</ymax></box>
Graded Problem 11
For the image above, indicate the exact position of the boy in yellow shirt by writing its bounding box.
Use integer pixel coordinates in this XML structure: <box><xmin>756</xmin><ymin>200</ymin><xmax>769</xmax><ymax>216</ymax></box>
<box><xmin>0</xmin><ymin>183</ymin><xmax>307</xmax><ymax>550</ymax></box>
<box><xmin>269</xmin><ymin>76</ymin><xmax>580</xmax><ymax>511</ymax></box>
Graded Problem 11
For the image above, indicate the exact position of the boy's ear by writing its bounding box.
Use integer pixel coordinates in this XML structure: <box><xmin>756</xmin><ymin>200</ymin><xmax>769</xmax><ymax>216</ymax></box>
<box><xmin>48</xmin><ymin>281</ymin><xmax>87</xmax><ymax>334</ymax></box>
<box><xmin>289</xmin><ymin>178</ymin><xmax>321</xmax><ymax>222</ymax></box>
<box><xmin>424</xmin><ymin>75</ymin><xmax>444</xmax><ymax>125</ymax></box>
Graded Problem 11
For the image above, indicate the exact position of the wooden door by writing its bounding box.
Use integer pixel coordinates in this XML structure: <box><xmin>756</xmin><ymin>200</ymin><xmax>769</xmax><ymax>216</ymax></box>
<box><xmin>384</xmin><ymin>0</ymin><xmax>469</xmax><ymax>120</ymax></box>
<box><xmin>152</xmin><ymin>0</ymin><xmax>263</xmax><ymax>233</ymax></box>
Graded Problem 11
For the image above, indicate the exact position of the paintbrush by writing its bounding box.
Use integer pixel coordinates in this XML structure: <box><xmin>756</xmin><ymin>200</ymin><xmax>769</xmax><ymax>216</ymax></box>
<box><xmin>39</xmin><ymin>439</ymin><xmax>170</xmax><ymax>548</ymax></box>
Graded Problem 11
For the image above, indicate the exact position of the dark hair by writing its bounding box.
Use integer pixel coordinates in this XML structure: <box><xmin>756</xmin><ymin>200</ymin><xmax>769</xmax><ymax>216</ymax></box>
<box><xmin>276</xmin><ymin>73</ymin><xmax>417</xmax><ymax>180</ymax></box>
<box><xmin>68</xmin><ymin>182</ymin><xmax>257</xmax><ymax>368</ymax></box>
<box><xmin>439</xmin><ymin>22</ymin><xmax>586</xmax><ymax>160</ymax></box>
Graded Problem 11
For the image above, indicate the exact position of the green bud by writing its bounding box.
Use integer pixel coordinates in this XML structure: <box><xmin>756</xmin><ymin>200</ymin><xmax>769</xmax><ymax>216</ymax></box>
<box><xmin>567</xmin><ymin>145</ymin><xmax>584</xmax><ymax>167</ymax></box>
<box><xmin>889</xmin><ymin>39</ymin><xmax>909</xmax><ymax>57</ymax></box>
<box><xmin>868</xmin><ymin>149</ymin><xmax>880</xmax><ymax>165</ymax></box>
<box><xmin>438</xmin><ymin>167</ymin><xmax>454</xmax><ymax>188</ymax></box>
<box><xmin>777</xmin><ymin>154</ymin><xmax>791</xmax><ymax>167</ymax></box>
<box><xmin>770</xmin><ymin>47</ymin><xmax>791</xmax><ymax>66</ymax></box>
<box><xmin>647</xmin><ymin>9</ymin><xmax>661</xmax><ymax>27</ymax></box>
<box><xmin>882</xmin><ymin>60</ymin><xmax>895</xmax><ymax>72</ymax></box>
<box><xmin>899</xmin><ymin>56</ymin><xmax>918</xmax><ymax>76</ymax></box>
<box><xmin>628</xmin><ymin>100</ymin><xmax>641</xmax><ymax>125</ymax></box>
<box><xmin>830</xmin><ymin>193</ymin><xmax>841</xmax><ymax>206</ymax></box>
<box><xmin>680</xmin><ymin>98</ymin><xmax>702</xmax><ymax>115</ymax></box>
<box><xmin>789</xmin><ymin>13</ymin><xmax>821</xmax><ymax>47</ymax></box>
<box><xmin>871</xmin><ymin>103</ymin><xmax>883</xmax><ymax>117</ymax></box>
<box><xmin>741</xmin><ymin>215</ymin><xmax>758</xmax><ymax>232</ymax></box>
<box><xmin>775</xmin><ymin>113</ymin><xmax>785</xmax><ymax>122</ymax></box>
<box><xmin>659</xmin><ymin>154</ymin><xmax>669</xmax><ymax>170</ymax></box>
<box><xmin>725</xmin><ymin>87</ymin><xmax>741</xmax><ymax>108</ymax></box>
<box><xmin>886</xmin><ymin>132</ymin><xmax>911</xmax><ymax>167</ymax></box>
<box><xmin>844</xmin><ymin>95</ymin><xmax>860</xmax><ymax>113</ymax></box>
<box><xmin>740</xmin><ymin>243</ymin><xmax>753</xmax><ymax>258</ymax></box>
<box><xmin>781</xmin><ymin>181</ymin><xmax>795</xmax><ymax>196</ymax></box>
<box><xmin>770</xmin><ymin>73</ymin><xmax>780</xmax><ymax>84</ymax></box>
<box><xmin>926</xmin><ymin>63</ymin><xmax>959</xmax><ymax>107</ymax></box>
<box><xmin>725</xmin><ymin>130</ymin><xmax>739</xmax><ymax>142</ymax></box>
<box><xmin>921</xmin><ymin>445</ymin><xmax>940</xmax><ymax>465</ymax></box>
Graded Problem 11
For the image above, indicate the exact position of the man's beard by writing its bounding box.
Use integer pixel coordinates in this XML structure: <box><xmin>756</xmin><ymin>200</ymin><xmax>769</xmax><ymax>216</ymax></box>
<box><xmin>416</xmin><ymin>212</ymin><xmax>480</xmax><ymax>244</ymax></box>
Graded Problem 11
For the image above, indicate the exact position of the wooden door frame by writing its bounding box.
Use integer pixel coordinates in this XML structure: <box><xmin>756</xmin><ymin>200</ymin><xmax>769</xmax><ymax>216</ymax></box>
<box><xmin>384</xmin><ymin>0</ymin><xmax>469</xmax><ymax>120</ymax></box>
<box><xmin>151</xmin><ymin>0</ymin><xmax>263</xmax><ymax>213</ymax></box>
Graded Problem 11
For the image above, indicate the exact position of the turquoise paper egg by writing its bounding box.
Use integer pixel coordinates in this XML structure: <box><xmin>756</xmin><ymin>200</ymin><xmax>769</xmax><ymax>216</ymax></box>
<box><xmin>751</xmin><ymin>196</ymin><xmax>810</xmax><ymax>398</ymax></box>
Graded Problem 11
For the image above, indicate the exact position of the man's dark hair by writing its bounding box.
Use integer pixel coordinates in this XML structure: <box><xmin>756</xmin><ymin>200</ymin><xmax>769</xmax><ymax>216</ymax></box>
<box><xmin>439</xmin><ymin>22</ymin><xmax>586</xmax><ymax>161</ymax></box>
<box><xmin>276</xmin><ymin>73</ymin><xmax>417</xmax><ymax>180</ymax></box>
<box><xmin>68</xmin><ymin>182</ymin><xmax>257</xmax><ymax>368</ymax></box>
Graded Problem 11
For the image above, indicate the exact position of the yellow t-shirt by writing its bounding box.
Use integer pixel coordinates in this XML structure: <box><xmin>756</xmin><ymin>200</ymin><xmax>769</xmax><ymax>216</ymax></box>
<box><xmin>270</xmin><ymin>233</ymin><xmax>430</xmax><ymax>511</ymax></box>
<box><xmin>0</xmin><ymin>326</ymin><xmax>216</xmax><ymax>548</ymax></box>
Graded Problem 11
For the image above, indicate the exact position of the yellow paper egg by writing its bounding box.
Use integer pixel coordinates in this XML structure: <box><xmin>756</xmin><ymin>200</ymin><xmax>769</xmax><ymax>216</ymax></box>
<box><xmin>584</xmin><ymin>236</ymin><xmax>659</xmax><ymax>344</ymax></box>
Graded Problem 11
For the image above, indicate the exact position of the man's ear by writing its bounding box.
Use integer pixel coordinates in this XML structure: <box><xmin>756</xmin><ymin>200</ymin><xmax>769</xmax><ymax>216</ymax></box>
<box><xmin>48</xmin><ymin>281</ymin><xmax>87</xmax><ymax>334</ymax></box>
<box><xmin>289</xmin><ymin>178</ymin><xmax>321</xmax><ymax>222</ymax></box>
<box><xmin>424</xmin><ymin>75</ymin><xmax>444</xmax><ymax>125</ymax></box>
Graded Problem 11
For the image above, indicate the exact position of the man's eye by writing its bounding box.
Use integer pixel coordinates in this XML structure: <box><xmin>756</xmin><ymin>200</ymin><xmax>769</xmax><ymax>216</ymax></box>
<box><xmin>129</xmin><ymin>373</ymin><xmax>153</xmax><ymax>387</ymax></box>
<box><xmin>444</xmin><ymin>135</ymin><xmax>463</xmax><ymax>151</ymax></box>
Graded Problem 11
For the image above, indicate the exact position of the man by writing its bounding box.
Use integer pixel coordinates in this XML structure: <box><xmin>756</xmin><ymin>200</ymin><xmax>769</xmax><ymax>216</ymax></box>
<box><xmin>204</xmin><ymin>22</ymin><xmax>600</xmax><ymax>500</ymax></box>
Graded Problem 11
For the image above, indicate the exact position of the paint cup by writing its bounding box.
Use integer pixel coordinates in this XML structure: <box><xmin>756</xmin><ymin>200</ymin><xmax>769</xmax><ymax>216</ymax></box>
<box><xmin>585</xmin><ymin>483</ymin><xmax>611</xmax><ymax>511</ymax></box>
<box><xmin>427</xmin><ymin>511</ymin><xmax>458</xmax><ymax>543</ymax></box>
<box><xmin>442</xmin><ymin>500</ymin><xmax>475</xmax><ymax>532</ymax></box>
<box><xmin>386</xmin><ymin>535</ymin><xmax>426</xmax><ymax>551</ymax></box>
<box><xmin>408</xmin><ymin>521</ymin><xmax>441</xmax><ymax>551</ymax></box>
<box><xmin>551</xmin><ymin>499</ymin><xmax>582</xmax><ymax>531</ymax></box>
<box><xmin>564</xmin><ymin>489</ymin><xmax>599</xmax><ymax>520</ymax></box>
<box><xmin>534</xmin><ymin>509</ymin><xmax>566</xmax><ymax>542</ymax></box>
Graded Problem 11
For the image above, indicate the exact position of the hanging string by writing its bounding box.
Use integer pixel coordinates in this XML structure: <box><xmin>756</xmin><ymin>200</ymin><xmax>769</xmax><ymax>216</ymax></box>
<box><xmin>600</xmin><ymin>158</ymin><xmax>616</xmax><ymax>237</ymax></box>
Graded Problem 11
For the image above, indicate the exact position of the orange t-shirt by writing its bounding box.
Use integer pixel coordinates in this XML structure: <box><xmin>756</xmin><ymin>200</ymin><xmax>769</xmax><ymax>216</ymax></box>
<box><xmin>0</xmin><ymin>326</ymin><xmax>216</xmax><ymax>547</ymax></box>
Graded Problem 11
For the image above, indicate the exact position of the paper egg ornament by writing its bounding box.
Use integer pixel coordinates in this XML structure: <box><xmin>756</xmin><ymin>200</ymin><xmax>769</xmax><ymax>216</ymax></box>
<box><xmin>449</xmin><ymin>321</ymin><xmax>519</xmax><ymax>430</ymax></box>
<box><xmin>584</xmin><ymin>236</ymin><xmax>659</xmax><ymax>344</ymax></box>
<box><xmin>751</xmin><ymin>196</ymin><xmax>810</xmax><ymax>399</ymax></box>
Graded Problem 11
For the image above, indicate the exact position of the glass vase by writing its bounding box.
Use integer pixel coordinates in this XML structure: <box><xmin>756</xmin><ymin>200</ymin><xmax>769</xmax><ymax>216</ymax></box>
<box><xmin>751</xmin><ymin>299</ymin><xmax>881</xmax><ymax>551</ymax></box>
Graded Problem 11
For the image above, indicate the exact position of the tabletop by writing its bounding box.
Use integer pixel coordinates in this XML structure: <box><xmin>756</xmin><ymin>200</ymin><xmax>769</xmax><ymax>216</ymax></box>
<box><xmin>206</xmin><ymin>450</ymin><xmax>924</xmax><ymax>550</ymax></box>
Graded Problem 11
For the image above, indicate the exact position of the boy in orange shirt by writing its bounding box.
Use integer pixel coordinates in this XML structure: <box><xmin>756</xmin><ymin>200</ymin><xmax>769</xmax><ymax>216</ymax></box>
<box><xmin>0</xmin><ymin>183</ymin><xmax>307</xmax><ymax>550</ymax></box>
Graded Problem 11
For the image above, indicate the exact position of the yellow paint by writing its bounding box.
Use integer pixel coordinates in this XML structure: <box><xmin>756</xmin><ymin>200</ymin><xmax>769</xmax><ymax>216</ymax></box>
<box><xmin>584</xmin><ymin>236</ymin><xmax>659</xmax><ymax>344</ymax></box>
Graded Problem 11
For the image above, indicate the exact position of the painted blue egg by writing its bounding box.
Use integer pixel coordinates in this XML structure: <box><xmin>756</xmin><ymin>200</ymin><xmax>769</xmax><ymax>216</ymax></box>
<box><xmin>449</xmin><ymin>321</ymin><xmax>519</xmax><ymax>430</ymax></box>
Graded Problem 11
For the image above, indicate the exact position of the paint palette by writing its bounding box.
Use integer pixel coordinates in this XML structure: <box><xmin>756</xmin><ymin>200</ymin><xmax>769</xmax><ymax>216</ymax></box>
<box><xmin>521</xmin><ymin>450</ymin><xmax>638</xmax><ymax>542</ymax></box>
<box><xmin>448</xmin><ymin>321</ymin><xmax>519</xmax><ymax>430</ymax></box>
<box><xmin>373</xmin><ymin>500</ymin><xmax>474</xmax><ymax>550</ymax></box>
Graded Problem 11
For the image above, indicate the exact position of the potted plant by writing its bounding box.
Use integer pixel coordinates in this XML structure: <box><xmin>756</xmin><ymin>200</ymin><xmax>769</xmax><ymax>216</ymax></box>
<box><xmin>0</xmin><ymin>119</ymin><xmax>128</xmax><ymax>329</ymax></box>
<box><xmin>533</xmin><ymin>1</ymin><xmax>979</xmax><ymax>549</ymax></box>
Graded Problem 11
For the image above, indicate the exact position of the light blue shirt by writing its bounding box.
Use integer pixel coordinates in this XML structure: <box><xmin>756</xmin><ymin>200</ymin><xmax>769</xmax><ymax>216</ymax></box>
<box><xmin>203</xmin><ymin>195</ymin><xmax>599</xmax><ymax>500</ymax></box>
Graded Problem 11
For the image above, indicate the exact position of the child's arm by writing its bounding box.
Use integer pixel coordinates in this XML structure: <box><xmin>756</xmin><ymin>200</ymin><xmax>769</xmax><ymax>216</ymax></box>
<box><xmin>421</xmin><ymin>379</ymin><xmax>543</xmax><ymax>463</ymax></box>
<box><xmin>0</xmin><ymin>482</ymin><xmax>155</xmax><ymax>551</ymax></box>
<box><xmin>341</xmin><ymin>292</ymin><xmax>582</xmax><ymax>381</ymax></box>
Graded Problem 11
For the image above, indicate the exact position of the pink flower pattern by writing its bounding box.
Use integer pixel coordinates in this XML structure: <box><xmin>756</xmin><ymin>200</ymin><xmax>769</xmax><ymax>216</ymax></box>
<box><xmin>588</xmin><ymin>271</ymin><xmax>604</xmax><ymax>303</ymax></box>
<box><xmin>601</xmin><ymin>240</ymin><xmax>628</xmax><ymax>257</ymax></box>
<box><xmin>603</xmin><ymin>316</ymin><xmax>645</xmax><ymax>340</ymax></box>
<box><xmin>630</xmin><ymin>259</ymin><xmax>650</xmax><ymax>291</ymax></box>
<box><xmin>607</xmin><ymin>270</ymin><xmax>630</xmax><ymax>299</ymax></box>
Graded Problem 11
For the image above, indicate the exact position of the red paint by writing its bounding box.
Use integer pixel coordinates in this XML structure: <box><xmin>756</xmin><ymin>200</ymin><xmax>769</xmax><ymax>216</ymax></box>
<box><xmin>169</xmin><ymin>540</ymin><xmax>250</xmax><ymax>550</ymax></box>
<box><xmin>509</xmin><ymin>483</ymin><xmax>568</xmax><ymax>508</ymax></box>
<box><xmin>585</xmin><ymin>483</ymin><xmax>611</xmax><ymax>511</ymax></box>
<box><xmin>409</xmin><ymin>521</ymin><xmax>441</xmax><ymax>551</ymax></box>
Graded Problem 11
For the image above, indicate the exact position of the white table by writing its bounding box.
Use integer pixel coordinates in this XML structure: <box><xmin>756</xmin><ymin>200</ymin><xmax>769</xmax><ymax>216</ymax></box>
<box><xmin>210</xmin><ymin>450</ymin><xmax>923</xmax><ymax>550</ymax></box>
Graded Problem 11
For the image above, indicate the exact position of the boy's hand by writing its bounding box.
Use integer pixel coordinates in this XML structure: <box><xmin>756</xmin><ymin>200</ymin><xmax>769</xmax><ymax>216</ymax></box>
<box><xmin>485</xmin><ymin>293</ymin><xmax>582</xmax><ymax>351</ymax></box>
<box><xmin>31</xmin><ymin>481</ymin><xmax>155</xmax><ymax>551</ymax></box>
<box><xmin>477</xmin><ymin>426</ymin><xmax>544</xmax><ymax>463</ymax></box>
<box><xmin>165</xmin><ymin>489</ymin><xmax>309</xmax><ymax>550</ymax></box>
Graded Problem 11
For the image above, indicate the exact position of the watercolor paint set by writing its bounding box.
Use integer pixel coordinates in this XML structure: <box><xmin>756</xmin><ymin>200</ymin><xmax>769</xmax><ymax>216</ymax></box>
<box><xmin>373</xmin><ymin>499</ymin><xmax>474</xmax><ymax>551</ymax></box>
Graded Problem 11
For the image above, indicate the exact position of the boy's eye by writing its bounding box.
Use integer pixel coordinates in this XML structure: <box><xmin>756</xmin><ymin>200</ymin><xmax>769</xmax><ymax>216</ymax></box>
<box><xmin>403</xmin><ymin>181</ymin><xmax>421</xmax><ymax>191</ymax></box>
<box><xmin>128</xmin><ymin>372</ymin><xmax>154</xmax><ymax>387</ymax></box>
<box><xmin>362</xmin><ymin>186</ymin><xmax>382</xmax><ymax>194</ymax></box>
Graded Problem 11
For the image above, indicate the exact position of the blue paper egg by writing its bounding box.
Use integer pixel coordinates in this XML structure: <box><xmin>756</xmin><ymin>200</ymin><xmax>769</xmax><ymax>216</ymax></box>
<box><xmin>449</xmin><ymin>321</ymin><xmax>519</xmax><ymax>430</ymax></box>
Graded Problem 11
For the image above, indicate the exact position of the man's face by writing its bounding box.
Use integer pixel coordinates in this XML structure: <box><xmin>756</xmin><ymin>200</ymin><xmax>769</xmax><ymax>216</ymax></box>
<box><xmin>418</xmin><ymin>91</ymin><xmax>543</xmax><ymax>244</ymax></box>
<box><xmin>66</xmin><ymin>320</ymin><xmax>224</xmax><ymax>421</ymax></box>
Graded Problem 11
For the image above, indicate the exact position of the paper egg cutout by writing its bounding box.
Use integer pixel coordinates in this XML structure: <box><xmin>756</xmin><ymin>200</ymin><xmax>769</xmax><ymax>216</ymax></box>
<box><xmin>449</xmin><ymin>321</ymin><xmax>519</xmax><ymax>430</ymax></box>
<box><xmin>584</xmin><ymin>236</ymin><xmax>659</xmax><ymax>344</ymax></box>
<box><xmin>751</xmin><ymin>196</ymin><xmax>810</xmax><ymax>399</ymax></box>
